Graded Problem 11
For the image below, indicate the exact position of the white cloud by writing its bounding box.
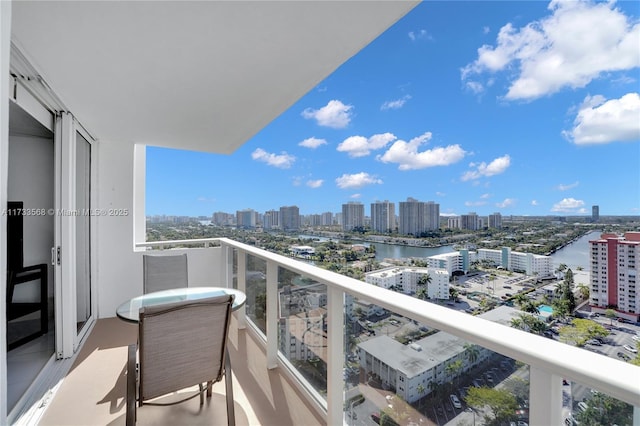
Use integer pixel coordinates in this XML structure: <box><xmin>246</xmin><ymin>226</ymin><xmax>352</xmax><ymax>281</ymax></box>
<box><xmin>335</xmin><ymin>172</ymin><xmax>383</xmax><ymax>189</ymax></box>
<box><xmin>306</xmin><ymin>179</ymin><xmax>323</xmax><ymax>188</ymax></box>
<box><xmin>350</xmin><ymin>193</ymin><xmax>362</xmax><ymax>199</ymax></box>
<box><xmin>480</xmin><ymin>193</ymin><xmax>491</xmax><ymax>199</ymax></box>
<box><xmin>483</xmin><ymin>26</ymin><xmax>491</xmax><ymax>35</ymax></box>
<box><xmin>251</xmin><ymin>148</ymin><xmax>295</xmax><ymax>169</ymax></box>
<box><xmin>551</xmin><ymin>197</ymin><xmax>585</xmax><ymax>212</ymax></box>
<box><xmin>299</xmin><ymin>137</ymin><xmax>328</xmax><ymax>149</ymax></box>
<box><xmin>531</xmin><ymin>200</ymin><xmax>538</xmax><ymax>206</ymax></box>
<box><xmin>196</xmin><ymin>196</ymin><xmax>215</xmax><ymax>202</ymax></box>
<box><xmin>465</xmin><ymin>81</ymin><xmax>485</xmax><ymax>95</ymax></box>
<box><xmin>465</xmin><ymin>200</ymin><xmax>487</xmax><ymax>207</ymax></box>
<box><xmin>462</xmin><ymin>1</ymin><xmax>640</xmax><ymax>100</ymax></box>
<box><xmin>381</xmin><ymin>95</ymin><xmax>412</xmax><ymax>110</ymax></box>
<box><xmin>563</xmin><ymin>93</ymin><xmax>640</xmax><ymax>144</ymax></box>
<box><xmin>301</xmin><ymin>100</ymin><xmax>353</xmax><ymax>128</ymax></box>
<box><xmin>337</xmin><ymin>133</ymin><xmax>396</xmax><ymax>158</ymax></box>
<box><xmin>556</xmin><ymin>181</ymin><xmax>579</xmax><ymax>191</ymax></box>
<box><xmin>496</xmin><ymin>198</ymin><xmax>516</xmax><ymax>208</ymax></box>
<box><xmin>461</xmin><ymin>155</ymin><xmax>511</xmax><ymax>181</ymax></box>
<box><xmin>436</xmin><ymin>192</ymin><xmax>446</xmax><ymax>197</ymax></box>
<box><xmin>378</xmin><ymin>132</ymin><xmax>466</xmax><ymax>170</ymax></box>
<box><xmin>408</xmin><ymin>29</ymin><xmax>432</xmax><ymax>41</ymax></box>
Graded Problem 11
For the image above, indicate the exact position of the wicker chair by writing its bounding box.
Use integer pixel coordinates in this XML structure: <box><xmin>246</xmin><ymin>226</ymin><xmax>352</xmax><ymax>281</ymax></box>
<box><xmin>126</xmin><ymin>294</ymin><xmax>235</xmax><ymax>426</ymax></box>
<box><xmin>142</xmin><ymin>253</ymin><xmax>188</xmax><ymax>293</ymax></box>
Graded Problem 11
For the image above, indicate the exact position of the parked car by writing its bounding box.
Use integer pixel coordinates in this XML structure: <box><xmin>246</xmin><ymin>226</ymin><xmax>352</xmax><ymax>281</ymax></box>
<box><xmin>450</xmin><ymin>394</ymin><xmax>462</xmax><ymax>409</ymax></box>
<box><xmin>586</xmin><ymin>339</ymin><xmax>601</xmax><ymax>346</ymax></box>
<box><xmin>577</xmin><ymin>401</ymin><xmax>588</xmax><ymax>413</ymax></box>
<box><xmin>632</xmin><ymin>335</ymin><xmax>640</xmax><ymax>342</ymax></box>
<box><xmin>623</xmin><ymin>344</ymin><xmax>638</xmax><ymax>353</ymax></box>
<box><xmin>617</xmin><ymin>351</ymin><xmax>632</xmax><ymax>361</ymax></box>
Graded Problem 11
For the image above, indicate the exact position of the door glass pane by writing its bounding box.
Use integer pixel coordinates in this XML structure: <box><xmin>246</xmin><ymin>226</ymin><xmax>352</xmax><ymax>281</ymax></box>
<box><xmin>75</xmin><ymin>131</ymin><xmax>91</xmax><ymax>332</ymax></box>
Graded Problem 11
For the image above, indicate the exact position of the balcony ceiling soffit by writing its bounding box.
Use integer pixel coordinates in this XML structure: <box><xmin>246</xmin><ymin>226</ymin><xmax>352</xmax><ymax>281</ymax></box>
<box><xmin>10</xmin><ymin>1</ymin><xmax>418</xmax><ymax>154</ymax></box>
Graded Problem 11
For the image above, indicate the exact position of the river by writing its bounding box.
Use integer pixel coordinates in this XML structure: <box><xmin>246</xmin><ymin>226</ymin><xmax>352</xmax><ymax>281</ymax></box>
<box><xmin>299</xmin><ymin>231</ymin><xmax>600</xmax><ymax>269</ymax></box>
<box><xmin>548</xmin><ymin>230</ymin><xmax>601</xmax><ymax>272</ymax></box>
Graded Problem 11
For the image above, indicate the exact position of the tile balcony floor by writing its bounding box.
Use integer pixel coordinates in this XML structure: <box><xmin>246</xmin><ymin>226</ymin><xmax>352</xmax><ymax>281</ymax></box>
<box><xmin>38</xmin><ymin>316</ymin><xmax>324</xmax><ymax>426</ymax></box>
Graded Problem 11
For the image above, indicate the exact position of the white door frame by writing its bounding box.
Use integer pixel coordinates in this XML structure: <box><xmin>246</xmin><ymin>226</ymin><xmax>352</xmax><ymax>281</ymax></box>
<box><xmin>54</xmin><ymin>112</ymin><xmax>97</xmax><ymax>358</ymax></box>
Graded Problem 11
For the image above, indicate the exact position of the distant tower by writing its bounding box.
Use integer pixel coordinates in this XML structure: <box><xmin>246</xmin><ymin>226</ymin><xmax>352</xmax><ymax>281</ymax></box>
<box><xmin>342</xmin><ymin>202</ymin><xmax>365</xmax><ymax>231</ymax></box>
<box><xmin>592</xmin><ymin>205</ymin><xmax>599</xmax><ymax>223</ymax></box>
<box><xmin>370</xmin><ymin>200</ymin><xmax>395</xmax><ymax>233</ymax></box>
<box><xmin>280</xmin><ymin>205</ymin><xmax>300</xmax><ymax>231</ymax></box>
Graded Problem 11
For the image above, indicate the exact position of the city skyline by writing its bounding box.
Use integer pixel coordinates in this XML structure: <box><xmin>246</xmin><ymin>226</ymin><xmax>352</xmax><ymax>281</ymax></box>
<box><xmin>146</xmin><ymin>1</ymin><xmax>640</xmax><ymax>217</ymax></box>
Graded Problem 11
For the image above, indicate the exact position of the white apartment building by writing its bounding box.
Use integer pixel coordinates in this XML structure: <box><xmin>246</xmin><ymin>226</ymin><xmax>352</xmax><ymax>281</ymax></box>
<box><xmin>342</xmin><ymin>202</ymin><xmax>365</xmax><ymax>231</ymax></box>
<box><xmin>365</xmin><ymin>266</ymin><xmax>450</xmax><ymax>299</ymax></box>
<box><xmin>357</xmin><ymin>306</ymin><xmax>520</xmax><ymax>403</ymax></box>
<box><xmin>370</xmin><ymin>200</ymin><xmax>396</xmax><ymax>233</ymax></box>
<box><xmin>426</xmin><ymin>251</ymin><xmax>469</xmax><ymax>275</ymax></box>
<box><xmin>398</xmin><ymin>198</ymin><xmax>440</xmax><ymax>236</ymax></box>
<box><xmin>589</xmin><ymin>232</ymin><xmax>640</xmax><ymax>321</ymax></box>
<box><xmin>489</xmin><ymin>212</ymin><xmax>502</xmax><ymax>229</ymax></box>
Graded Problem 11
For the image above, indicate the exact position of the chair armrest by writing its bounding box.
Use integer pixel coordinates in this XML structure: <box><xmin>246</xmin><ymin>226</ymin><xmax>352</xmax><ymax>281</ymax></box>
<box><xmin>126</xmin><ymin>344</ymin><xmax>137</xmax><ymax>426</ymax></box>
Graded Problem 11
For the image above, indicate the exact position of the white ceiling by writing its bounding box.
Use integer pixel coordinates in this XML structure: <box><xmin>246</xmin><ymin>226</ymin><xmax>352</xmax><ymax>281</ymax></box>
<box><xmin>10</xmin><ymin>1</ymin><xmax>418</xmax><ymax>154</ymax></box>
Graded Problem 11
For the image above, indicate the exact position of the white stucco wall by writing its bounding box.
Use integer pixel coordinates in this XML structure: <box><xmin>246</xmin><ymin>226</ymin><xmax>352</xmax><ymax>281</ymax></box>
<box><xmin>95</xmin><ymin>140</ymin><xmax>225</xmax><ymax>318</ymax></box>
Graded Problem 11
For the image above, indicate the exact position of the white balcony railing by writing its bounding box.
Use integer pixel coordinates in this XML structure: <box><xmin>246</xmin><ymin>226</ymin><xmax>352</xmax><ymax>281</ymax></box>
<box><xmin>139</xmin><ymin>237</ymin><xmax>640</xmax><ymax>425</ymax></box>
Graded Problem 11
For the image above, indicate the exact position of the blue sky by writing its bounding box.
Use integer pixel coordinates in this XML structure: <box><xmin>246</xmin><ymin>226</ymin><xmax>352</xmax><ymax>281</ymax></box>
<box><xmin>147</xmin><ymin>1</ymin><xmax>640</xmax><ymax>218</ymax></box>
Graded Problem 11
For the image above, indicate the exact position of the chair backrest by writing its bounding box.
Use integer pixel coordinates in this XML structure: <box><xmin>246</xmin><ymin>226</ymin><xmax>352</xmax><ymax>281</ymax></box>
<box><xmin>142</xmin><ymin>253</ymin><xmax>188</xmax><ymax>293</ymax></box>
<box><xmin>138</xmin><ymin>294</ymin><xmax>233</xmax><ymax>402</ymax></box>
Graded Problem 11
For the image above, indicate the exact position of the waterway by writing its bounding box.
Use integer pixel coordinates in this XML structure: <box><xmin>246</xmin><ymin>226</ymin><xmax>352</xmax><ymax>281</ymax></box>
<box><xmin>299</xmin><ymin>230</ymin><xmax>600</xmax><ymax>269</ymax></box>
<box><xmin>548</xmin><ymin>230</ymin><xmax>601</xmax><ymax>272</ymax></box>
<box><xmin>297</xmin><ymin>234</ymin><xmax>455</xmax><ymax>261</ymax></box>
<box><xmin>369</xmin><ymin>242</ymin><xmax>455</xmax><ymax>261</ymax></box>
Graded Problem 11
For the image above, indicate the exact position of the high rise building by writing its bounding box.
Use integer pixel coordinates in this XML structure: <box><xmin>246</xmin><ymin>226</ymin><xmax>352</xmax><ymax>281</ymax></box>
<box><xmin>236</xmin><ymin>209</ymin><xmax>257</xmax><ymax>229</ymax></box>
<box><xmin>592</xmin><ymin>205</ymin><xmax>600</xmax><ymax>223</ymax></box>
<box><xmin>398</xmin><ymin>198</ymin><xmax>440</xmax><ymax>236</ymax></box>
<box><xmin>342</xmin><ymin>202</ymin><xmax>364</xmax><ymax>231</ymax></box>
<box><xmin>460</xmin><ymin>212</ymin><xmax>481</xmax><ymax>231</ymax></box>
<box><xmin>263</xmin><ymin>210</ymin><xmax>279</xmax><ymax>230</ymax></box>
<box><xmin>280</xmin><ymin>205</ymin><xmax>300</xmax><ymax>231</ymax></box>
<box><xmin>370</xmin><ymin>200</ymin><xmax>395</xmax><ymax>233</ymax></box>
<box><xmin>321</xmin><ymin>212</ymin><xmax>333</xmax><ymax>226</ymax></box>
<box><xmin>489</xmin><ymin>212</ymin><xmax>502</xmax><ymax>229</ymax></box>
<box><xmin>589</xmin><ymin>232</ymin><xmax>640</xmax><ymax>320</ymax></box>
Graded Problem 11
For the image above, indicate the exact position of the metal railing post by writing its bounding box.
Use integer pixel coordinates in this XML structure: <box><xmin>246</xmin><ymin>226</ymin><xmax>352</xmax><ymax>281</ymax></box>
<box><xmin>327</xmin><ymin>286</ymin><xmax>344</xmax><ymax>426</ymax></box>
<box><xmin>266</xmin><ymin>260</ymin><xmax>278</xmax><ymax>369</ymax></box>
<box><xmin>529</xmin><ymin>366</ymin><xmax>563</xmax><ymax>426</ymax></box>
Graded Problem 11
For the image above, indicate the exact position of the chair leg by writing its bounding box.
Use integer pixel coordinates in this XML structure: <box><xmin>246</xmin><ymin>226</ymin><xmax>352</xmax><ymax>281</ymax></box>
<box><xmin>126</xmin><ymin>344</ymin><xmax>137</xmax><ymax>426</ymax></box>
<box><xmin>198</xmin><ymin>383</ymin><xmax>204</xmax><ymax>406</ymax></box>
<box><xmin>225</xmin><ymin>348</ymin><xmax>235</xmax><ymax>426</ymax></box>
<box><xmin>206</xmin><ymin>380</ymin><xmax>213</xmax><ymax>398</ymax></box>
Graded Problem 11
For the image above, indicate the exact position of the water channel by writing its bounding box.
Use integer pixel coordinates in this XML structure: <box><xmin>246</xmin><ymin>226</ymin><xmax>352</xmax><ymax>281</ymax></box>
<box><xmin>300</xmin><ymin>230</ymin><xmax>602</xmax><ymax>271</ymax></box>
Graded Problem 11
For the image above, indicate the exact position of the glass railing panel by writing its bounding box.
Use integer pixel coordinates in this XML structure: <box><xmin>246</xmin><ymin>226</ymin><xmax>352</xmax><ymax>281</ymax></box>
<box><xmin>244</xmin><ymin>253</ymin><xmax>267</xmax><ymax>333</ymax></box>
<box><xmin>565</xmin><ymin>382</ymin><xmax>635</xmax><ymax>426</ymax></box>
<box><xmin>277</xmin><ymin>266</ymin><xmax>328</xmax><ymax>397</ymax></box>
<box><xmin>346</xmin><ymin>300</ymin><xmax>534</xmax><ymax>426</ymax></box>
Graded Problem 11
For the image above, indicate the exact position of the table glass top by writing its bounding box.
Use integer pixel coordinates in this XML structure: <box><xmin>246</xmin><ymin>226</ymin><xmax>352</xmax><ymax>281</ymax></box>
<box><xmin>116</xmin><ymin>287</ymin><xmax>246</xmax><ymax>322</ymax></box>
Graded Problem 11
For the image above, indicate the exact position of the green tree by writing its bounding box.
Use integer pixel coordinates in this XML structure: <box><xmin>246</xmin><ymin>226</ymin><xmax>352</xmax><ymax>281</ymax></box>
<box><xmin>510</xmin><ymin>312</ymin><xmax>548</xmax><ymax>335</ymax></box>
<box><xmin>575</xmin><ymin>391</ymin><xmax>633</xmax><ymax>425</ymax></box>
<box><xmin>605</xmin><ymin>308</ymin><xmax>617</xmax><ymax>325</ymax></box>
<box><xmin>465</xmin><ymin>387</ymin><xmax>518</xmax><ymax>424</ymax></box>
<box><xmin>416</xmin><ymin>384</ymin><xmax>426</xmax><ymax>409</ymax></box>
<box><xmin>558</xmin><ymin>318</ymin><xmax>608</xmax><ymax>346</ymax></box>
<box><xmin>464</xmin><ymin>343</ymin><xmax>480</xmax><ymax>367</ymax></box>
<box><xmin>417</xmin><ymin>273</ymin><xmax>432</xmax><ymax>300</ymax></box>
<box><xmin>502</xmin><ymin>377</ymin><xmax>529</xmax><ymax>405</ymax></box>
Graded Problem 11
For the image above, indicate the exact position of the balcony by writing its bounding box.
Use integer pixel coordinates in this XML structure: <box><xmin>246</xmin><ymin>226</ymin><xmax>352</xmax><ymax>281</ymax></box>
<box><xmin>22</xmin><ymin>238</ymin><xmax>640</xmax><ymax>426</ymax></box>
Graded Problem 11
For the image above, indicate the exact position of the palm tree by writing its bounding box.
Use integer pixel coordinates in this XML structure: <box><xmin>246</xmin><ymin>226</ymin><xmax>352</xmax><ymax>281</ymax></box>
<box><xmin>417</xmin><ymin>273</ymin><xmax>431</xmax><ymax>300</ymax></box>
<box><xmin>416</xmin><ymin>383</ymin><xmax>426</xmax><ymax>409</ymax></box>
<box><xmin>463</xmin><ymin>343</ymin><xmax>480</xmax><ymax>367</ymax></box>
<box><xmin>576</xmin><ymin>283</ymin><xmax>590</xmax><ymax>301</ymax></box>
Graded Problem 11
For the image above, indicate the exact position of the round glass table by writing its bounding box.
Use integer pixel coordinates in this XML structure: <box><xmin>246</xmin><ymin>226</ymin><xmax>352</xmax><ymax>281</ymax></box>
<box><xmin>116</xmin><ymin>287</ymin><xmax>246</xmax><ymax>323</ymax></box>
